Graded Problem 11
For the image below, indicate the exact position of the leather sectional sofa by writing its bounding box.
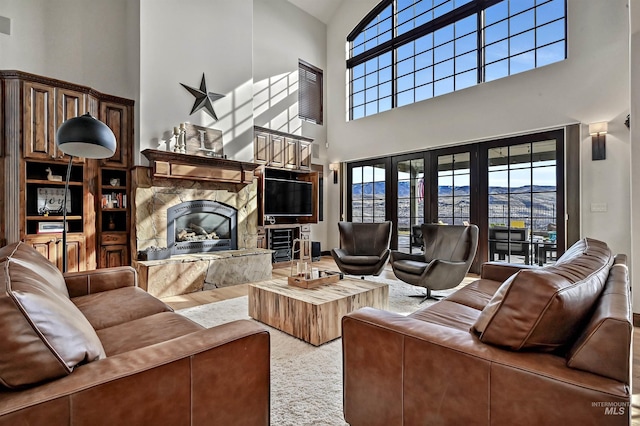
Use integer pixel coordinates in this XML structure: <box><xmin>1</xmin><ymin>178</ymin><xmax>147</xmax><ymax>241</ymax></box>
<box><xmin>0</xmin><ymin>242</ymin><xmax>270</xmax><ymax>425</ymax></box>
<box><xmin>343</xmin><ymin>237</ymin><xmax>631</xmax><ymax>425</ymax></box>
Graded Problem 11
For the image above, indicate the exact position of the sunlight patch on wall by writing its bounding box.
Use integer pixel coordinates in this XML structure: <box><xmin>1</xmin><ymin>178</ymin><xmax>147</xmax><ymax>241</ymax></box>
<box><xmin>253</xmin><ymin>71</ymin><xmax>303</xmax><ymax>135</ymax></box>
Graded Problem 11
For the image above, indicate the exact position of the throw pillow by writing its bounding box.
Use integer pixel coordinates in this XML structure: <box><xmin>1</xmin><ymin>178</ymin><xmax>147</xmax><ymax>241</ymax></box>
<box><xmin>472</xmin><ymin>238</ymin><xmax>612</xmax><ymax>352</ymax></box>
<box><xmin>0</xmin><ymin>243</ymin><xmax>105</xmax><ymax>389</ymax></box>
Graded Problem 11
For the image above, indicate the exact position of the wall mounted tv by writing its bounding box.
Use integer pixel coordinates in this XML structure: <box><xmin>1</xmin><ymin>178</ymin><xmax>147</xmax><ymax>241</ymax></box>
<box><xmin>264</xmin><ymin>177</ymin><xmax>313</xmax><ymax>217</ymax></box>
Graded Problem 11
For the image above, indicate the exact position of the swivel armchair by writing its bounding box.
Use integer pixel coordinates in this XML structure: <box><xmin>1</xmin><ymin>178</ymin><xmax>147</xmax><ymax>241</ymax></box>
<box><xmin>331</xmin><ymin>221</ymin><xmax>392</xmax><ymax>277</ymax></box>
<box><xmin>390</xmin><ymin>223</ymin><xmax>479</xmax><ymax>301</ymax></box>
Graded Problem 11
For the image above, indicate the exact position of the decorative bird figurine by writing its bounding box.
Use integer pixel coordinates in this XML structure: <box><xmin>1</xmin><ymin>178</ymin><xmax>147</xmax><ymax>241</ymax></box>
<box><xmin>45</xmin><ymin>167</ymin><xmax>63</xmax><ymax>182</ymax></box>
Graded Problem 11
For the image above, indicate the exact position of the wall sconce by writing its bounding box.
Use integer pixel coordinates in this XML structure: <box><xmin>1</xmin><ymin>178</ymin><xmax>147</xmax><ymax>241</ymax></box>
<box><xmin>589</xmin><ymin>122</ymin><xmax>607</xmax><ymax>161</ymax></box>
<box><xmin>329</xmin><ymin>162</ymin><xmax>340</xmax><ymax>184</ymax></box>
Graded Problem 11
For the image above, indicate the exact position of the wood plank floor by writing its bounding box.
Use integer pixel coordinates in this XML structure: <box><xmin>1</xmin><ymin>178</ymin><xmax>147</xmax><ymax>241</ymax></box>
<box><xmin>160</xmin><ymin>256</ymin><xmax>640</xmax><ymax>423</ymax></box>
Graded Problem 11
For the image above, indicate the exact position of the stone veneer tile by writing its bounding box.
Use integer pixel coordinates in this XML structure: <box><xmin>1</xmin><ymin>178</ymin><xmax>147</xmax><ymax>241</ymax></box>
<box><xmin>134</xmin><ymin>180</ymin><xmax>258</xmax><ymax>252</ymax></box>
<box><xmin>204</xmin><ymin>252</ymin><xmax>272</xmax><ymax>288</ymax></box>
<box><xmin>135</xmin><ymin>249</ymin><xmax>273</xmax><ymax>296</ymax></box>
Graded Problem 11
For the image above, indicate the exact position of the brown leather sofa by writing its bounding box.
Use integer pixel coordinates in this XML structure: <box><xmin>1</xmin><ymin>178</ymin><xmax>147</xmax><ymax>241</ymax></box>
<box><xmin>0</xmin><ymin>242</ymin><xmax>270</xmax><ymax>425</ymax></box>
<box><xmin>343</xmin><ymin>238</ymin><xmax>631</xmax><ymax>425</ymax></box>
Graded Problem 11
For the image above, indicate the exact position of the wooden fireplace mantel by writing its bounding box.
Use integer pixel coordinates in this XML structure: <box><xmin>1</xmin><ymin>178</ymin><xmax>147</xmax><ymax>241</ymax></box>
<box><xmin>141</xmin><ymin>149</ymin><xmax>261</xmax><ymax>185</ymax></box>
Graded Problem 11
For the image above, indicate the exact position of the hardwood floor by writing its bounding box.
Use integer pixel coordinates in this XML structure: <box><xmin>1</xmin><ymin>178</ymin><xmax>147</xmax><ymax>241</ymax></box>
<box><xmin>160</xmin><ymin>256</ymin><xmax>343</xmax><ymax>310</ymax></box>
<box><xmin>160</xmin><ymin>256</ymin><xmax>640</xmax><ymax>423</ymax></box>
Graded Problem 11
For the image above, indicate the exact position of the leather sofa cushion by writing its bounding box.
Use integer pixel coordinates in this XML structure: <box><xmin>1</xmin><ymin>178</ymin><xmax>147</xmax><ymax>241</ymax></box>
<box><xmin>73</xmin><ymin>286</ymin><xmax>172</xmax><ymax>330</ymax></box>
<box><xmin>0</xmin><ymin>243</ymin><xmax>105</xmax><ymax>389</ymax></box>
<box><xmin>473</xmin><ymin>238</ymin><xmax>612</xmax><ymax>352</ymax></box>
<box><xmin>97</xmin><ymin>312</ymin><xmax>204</xmax><ymax>356</ymax></box>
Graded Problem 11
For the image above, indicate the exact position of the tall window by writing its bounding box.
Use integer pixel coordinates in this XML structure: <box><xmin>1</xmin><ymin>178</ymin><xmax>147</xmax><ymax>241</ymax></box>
<box><xmin>396</xmin><ymin>156</ymin><xmax>425</xmax><ymax>252</ymax></box>
<box><xmin>350</xmin><ymin>163</ymin><xmax>388</xmax><ymax>223</ymax></box>
<box><xmin>298</xmin><ymin>60</ymin><xmax>323</xmax><ymax>125</ymax></box>
<box><xmin>437</xmin><ymin>152</ymin><xmax>471</xmax><ymax>225</ymax></box>
<box><xmin>347</xmin><ymin>0</ymin><xmax>566</xmax><ymax>120</ymax></box>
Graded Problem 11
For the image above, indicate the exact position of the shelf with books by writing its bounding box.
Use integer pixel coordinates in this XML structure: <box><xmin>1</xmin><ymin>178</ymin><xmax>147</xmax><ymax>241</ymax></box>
<box><xmin>98</xmin><ymin>167</ymin><xmax>130</xmax><ymax>268</ymax></box>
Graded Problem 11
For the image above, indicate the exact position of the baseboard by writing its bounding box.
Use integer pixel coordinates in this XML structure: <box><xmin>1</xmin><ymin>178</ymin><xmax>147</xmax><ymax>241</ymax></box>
<box><xmin>633</xmin><ymin>313</ymin><xmax>640</xmax><ymax>327</ymax></box>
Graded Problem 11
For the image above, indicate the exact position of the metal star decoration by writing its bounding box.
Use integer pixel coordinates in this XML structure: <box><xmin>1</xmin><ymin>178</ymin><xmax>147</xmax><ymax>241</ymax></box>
<box><xmin>180</xmin><ymin>73</ymin><xmax>225</xmax><ymax>120</ymax></box>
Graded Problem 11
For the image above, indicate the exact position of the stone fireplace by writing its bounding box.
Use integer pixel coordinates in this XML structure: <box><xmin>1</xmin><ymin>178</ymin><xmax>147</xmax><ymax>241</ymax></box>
<box><xmin>167</xmin><ymin>200</ymin><xmax>238</xmax><ymax>255</ymax></box>
<box><xmin>131</xmin><ymin>152</ymin><xmax>271</xmax><ymax>297</ymax></box>
<box><xmin>134</xmin><ymin>175</ymin><xmax>257</xmax><ymax>253</ymax></box>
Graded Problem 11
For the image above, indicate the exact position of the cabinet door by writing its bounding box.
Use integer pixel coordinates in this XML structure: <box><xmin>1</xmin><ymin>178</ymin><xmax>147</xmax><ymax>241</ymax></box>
<box><xmin>284</xmin><ymin>138</ymin><xmax>298</xmax><ymax>169</ymax></box>
<box><xmin>25</xmin><ymin>235</ymin><xmax>58</xmax><ymax>264</ymax></box>
<box><xmin>254</xmin><ymin>132</ymin><xmax>269</xmax><ymax>164</ymax></box>
<box><xmin>100</xmin><ymin>101</ymin><xmax>131</xmax><ymax>168</ymax></box>
<box><xmin>56</xmin><ymin>88</ymin><xmax>87</xmax><ymax>162</ymax></box>
<box><xmin>299</xmin><ymin>141</ymin><xmax>311</xmax><ymax>170</ymax></box>
<box><xmin>64</xmin><ymin>235</ymin><xmax>86</xmax><ymax>272</ymax></box>
<box><xmin>23</xmin><ymin>82</ymin><xmax>56</xmax><ymax>160</ymax></box>
<box><xmin>100</xmin><ymin>244</ymin><xmax>129</xmax><ymax>268</ymax></box>
<box><xmin>270</xmin><ymin>135</ymin><xmax>285</xmax><ymax>168</ymax></box>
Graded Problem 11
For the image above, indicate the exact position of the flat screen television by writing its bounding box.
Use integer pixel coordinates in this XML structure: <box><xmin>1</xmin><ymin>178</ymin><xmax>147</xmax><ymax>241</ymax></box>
<box><xmin>264</xmin><ymin>177</ymin><xmax>313</xmax><ymax>217</ymax></box>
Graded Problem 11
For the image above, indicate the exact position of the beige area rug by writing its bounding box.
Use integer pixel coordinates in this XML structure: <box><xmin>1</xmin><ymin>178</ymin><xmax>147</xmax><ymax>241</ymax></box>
<box><xmin>177</xmin><ymin>277</ymin><xmax>463</xmax><ymax>426</ymax></box>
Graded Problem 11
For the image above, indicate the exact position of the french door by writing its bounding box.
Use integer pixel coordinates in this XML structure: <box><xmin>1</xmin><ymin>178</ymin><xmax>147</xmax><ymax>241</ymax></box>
<box><xmin>348</xmin><ymin>160</ymin><xmax>390</xmax><ymax>223</ymax></box>
<box><xmin>345</xmin><ymin>130</ymin><xmax>565</xmax><ymax>270</ymax></box>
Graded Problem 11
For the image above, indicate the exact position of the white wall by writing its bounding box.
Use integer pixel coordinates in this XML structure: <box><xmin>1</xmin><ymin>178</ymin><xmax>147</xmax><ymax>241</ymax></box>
<box><xmin>325</xmin><ymin>0</ymin><xmax>632</xmax><ymax>277</ymax></box>
<box><xmin>138</xmin><ymin>0</ymin><xmax>254</xmax><ymax>164</ymax></box>
<box><xmin>253</xmin><ymin>0</ymin><xmax>329</xmax><ymax>249</ymax></box>
<box><xmin>630</xmin><ymin>2</ymin><xmax>640</xmax><ymax>312</ymax></box>
<box><xmin>0</xmin><ymin>0</ymin><xmax>135</xmax><ymax>98</ymax></box>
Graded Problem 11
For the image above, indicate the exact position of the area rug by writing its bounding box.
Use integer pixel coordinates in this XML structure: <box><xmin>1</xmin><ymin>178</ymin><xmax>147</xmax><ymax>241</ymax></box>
<box><xmin>177</xmin><ymin>278</ymin><xmax>462</xmax><ymax>425</ymax></box>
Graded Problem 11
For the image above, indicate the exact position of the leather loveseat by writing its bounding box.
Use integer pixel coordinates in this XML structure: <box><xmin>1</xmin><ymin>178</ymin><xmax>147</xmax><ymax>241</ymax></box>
<box><xmin>343</xmin><ymin>237</ymin><xmax>631</xmax><ymax>425</ymax></box>
<box><xmin>0</xmin><ymin>241</ymin><xmax>270</xmax><ymax>425</ymax></box>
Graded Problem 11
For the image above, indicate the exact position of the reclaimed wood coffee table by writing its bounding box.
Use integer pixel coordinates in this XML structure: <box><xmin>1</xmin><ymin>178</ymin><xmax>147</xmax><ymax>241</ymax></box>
<box><xmin>248</xmin><ymin>277</ymin><xmax>389</xmax><ymax>346</ymax></box>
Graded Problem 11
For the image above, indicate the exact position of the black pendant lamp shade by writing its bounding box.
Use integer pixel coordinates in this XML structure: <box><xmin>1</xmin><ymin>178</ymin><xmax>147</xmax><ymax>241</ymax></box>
<box><xmin>56</xmin><ymin>113</ymin><xmax>117</xmax><ymax>159</ymax></box>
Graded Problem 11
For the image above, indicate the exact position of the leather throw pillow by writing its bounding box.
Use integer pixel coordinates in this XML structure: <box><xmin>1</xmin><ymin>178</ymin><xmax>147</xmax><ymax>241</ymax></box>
<box><xmin>0</xmin><ymin>243</ymin><xmax>105</xmax><ymax>389</ymax></box>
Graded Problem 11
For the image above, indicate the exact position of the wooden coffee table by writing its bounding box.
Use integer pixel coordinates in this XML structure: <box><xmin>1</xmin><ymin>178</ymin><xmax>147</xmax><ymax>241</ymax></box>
<box><xmin>248</xmin><ymin>277</ymin><xmax>389</xmax><ymax>346</ymax></box>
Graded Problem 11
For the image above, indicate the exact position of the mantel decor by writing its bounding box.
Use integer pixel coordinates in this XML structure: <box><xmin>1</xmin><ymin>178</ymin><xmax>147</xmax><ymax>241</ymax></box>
<box><xmin>142</xmin><ymin>149</ymin><xmax>260</xmax><ymax>185</ymax></box>
<box><xmin>184</xmin><ymin>123</ymin><xmax>224</xmax><ymax>158</ymax></box>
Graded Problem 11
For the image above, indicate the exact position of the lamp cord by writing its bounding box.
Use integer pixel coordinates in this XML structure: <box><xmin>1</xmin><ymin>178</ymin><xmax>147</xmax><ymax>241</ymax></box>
<box><xmin>62</xmin><ymin>155</ymin><xmax>74</xmax><ymax>273</ymax></box>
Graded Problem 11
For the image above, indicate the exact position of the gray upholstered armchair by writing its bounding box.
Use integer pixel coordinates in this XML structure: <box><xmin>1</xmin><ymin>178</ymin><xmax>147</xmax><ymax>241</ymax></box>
<box><xmin>331</xmin><ymin>221</ymin><xmax>392</xmax><ymax>277</ymax></box>
<box><xmin>390</xmin><ymin>223</ymin><xmax>479</xmax><ymax>301</ymax></box>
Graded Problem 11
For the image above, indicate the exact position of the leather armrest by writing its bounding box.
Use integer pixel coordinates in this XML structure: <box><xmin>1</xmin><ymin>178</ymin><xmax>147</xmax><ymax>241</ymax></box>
<box><xmin>64</xmin><ymin>266</ymin><xmax>138</xmax><ymax>298</ymax></box>
<box><xmin>332</xmin><ymin>248</ymin><xmax>348</xmax><ymax>259</ymax></box>
<box><xmin>0</xmin><ymin>320</ymin><xmax>270</xmax><ymax>425</ymax></box>
<box><xmin>480</xmin><ymin>261</ymin><xmax>538</xmax><ymax>282</ymax></box>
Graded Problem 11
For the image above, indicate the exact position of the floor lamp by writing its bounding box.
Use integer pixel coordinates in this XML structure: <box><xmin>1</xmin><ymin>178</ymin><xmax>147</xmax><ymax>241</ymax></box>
<box><xmin>56</xmin><ymin>113</ymin><xmax>116</xmax><ymax>272</ymax></box>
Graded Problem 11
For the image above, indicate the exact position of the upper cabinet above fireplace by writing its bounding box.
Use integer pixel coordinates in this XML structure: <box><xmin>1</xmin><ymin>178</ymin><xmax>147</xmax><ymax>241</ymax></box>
<box><xmin>253</xmin><ymin>126</ymin><xmax>312</xmax><ymax>171</ymax></box>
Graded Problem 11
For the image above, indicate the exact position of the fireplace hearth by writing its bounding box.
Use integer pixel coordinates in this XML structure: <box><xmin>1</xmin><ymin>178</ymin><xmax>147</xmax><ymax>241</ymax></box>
<box><xmin>167</xmin><ymin>200</ymin><xmax>238</xmax><ymax>255</ymax></box>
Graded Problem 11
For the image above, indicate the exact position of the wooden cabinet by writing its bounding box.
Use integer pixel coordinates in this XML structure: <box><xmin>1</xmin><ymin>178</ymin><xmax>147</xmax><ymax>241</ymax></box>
<box><xmin>299</xmin><ymin>141</ymin><xmax>311</xmax><ymax>170</ymax></box>
<box><xmin>284</xmin><ymin>138</ymin><xmax>298</xmax><ymax>169</ymax></box>
<box><xmin>25</xmin><ymin>234</ymin><xmax>86</xmax><ymax>272</ymax></box>
<box><xmin>100</xmin><ymin>243</ymin><xmax>129</xmax><ymax>268</ymax></box>
<box><xmin>1</xmin><ymin>70</ymin><xmax>134</xmax><ymax>272</ymax></box>
<box><xmin>23</xmin><ymin>82</ymin><xmax>59</xmax><ymax>160</ymax></box>
<box><xmin>255</xmin><ymin>130</ymin><xmax>286</xmax><ymax>168</ymax></box>
<box><xmin>100</xmin><ymin>100</ymin><xmax>131</xmax><ymax>168</ymax></box>
<box><xmin>253</xmin><ymin>126</ymin><xmax>313</xmax><ymax>171</ymax></box>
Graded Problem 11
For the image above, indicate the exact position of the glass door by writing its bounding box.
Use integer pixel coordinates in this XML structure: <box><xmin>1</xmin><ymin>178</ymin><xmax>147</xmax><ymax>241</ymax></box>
<box><xmin>437</xmin><ymin>152</ymin><xmax>472</xmax><ymax>226</ymax></box>
<box><xmin>395</xmin><ymin>156</ymin><xmax>425</xmax><ymax>253</ymax></box>
<box><xmin>487</xmin><ymin>139</ymin><xmax>560</xmax><ymax>265</ymax></box>
<box><xmin>349</xmin><ymin>162</ymin><xmax>388</xmax><ymax>223</ymax></box>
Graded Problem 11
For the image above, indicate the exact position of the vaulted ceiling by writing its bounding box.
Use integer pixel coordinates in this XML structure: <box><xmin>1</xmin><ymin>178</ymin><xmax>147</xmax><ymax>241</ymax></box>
<box><xmin>286</xmin><ymin>0</ymin><xmax>343</xmax><ymax>24</ymax></box>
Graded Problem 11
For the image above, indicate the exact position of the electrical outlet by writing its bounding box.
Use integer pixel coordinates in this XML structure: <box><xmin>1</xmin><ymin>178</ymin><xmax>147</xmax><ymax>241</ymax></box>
<box><xmin>590</xmin><ymin>203</ymin><xmax>607</xmax><ymax>212</ymax></box>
